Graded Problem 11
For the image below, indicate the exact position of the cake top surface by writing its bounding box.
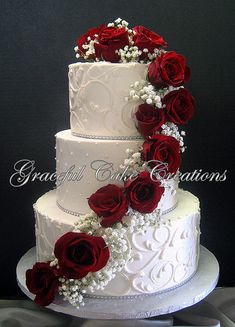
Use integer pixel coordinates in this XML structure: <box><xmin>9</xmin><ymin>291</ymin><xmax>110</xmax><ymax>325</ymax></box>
<box><xmin>69</xmin><ymin>61</ymin><xmax>147</xmax><ymax>68</ymax></box>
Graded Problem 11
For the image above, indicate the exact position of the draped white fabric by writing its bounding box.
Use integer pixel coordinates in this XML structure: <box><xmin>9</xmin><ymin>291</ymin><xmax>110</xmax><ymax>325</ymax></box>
<box><xmin>0</xmin><ymin>288</ymin><xmax>234</xmax><ymax>327</ymax></box>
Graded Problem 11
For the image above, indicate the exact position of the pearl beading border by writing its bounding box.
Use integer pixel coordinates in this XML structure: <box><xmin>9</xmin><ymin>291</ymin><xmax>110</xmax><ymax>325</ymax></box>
<box><xmin>57</xmin><ymin>201</ymin><xmax>83</xmax><ymax>216</ymax></box>
<box><xmin>83</xmin><ymin>268</ymin><xmax>198</xmax><ymax>300</ymax></box>
<box><xmin>56</xmin><ymin>200</ymin><xmax>178</xmax><ymax>218</ymax></box>
<box><xmin>71</xmin><ymin>131</ymin><xmax>143</xmax><ymax>141</ymax></box>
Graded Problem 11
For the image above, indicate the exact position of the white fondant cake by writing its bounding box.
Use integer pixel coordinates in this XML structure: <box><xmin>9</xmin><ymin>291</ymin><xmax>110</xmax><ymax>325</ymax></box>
<box><xmin>32</xmin><ymin>61</ymin><xmax>200</xmax><ymax>299</ymax></box>
<box><xmin>35</xmin><ymin>189</ymin><xmax>200</xmax><ymax>296</ymax></box>
<box><xmin>27</xmin><ymin>19</ymin><xmax>200</xmax><ymax>308</ymax></box>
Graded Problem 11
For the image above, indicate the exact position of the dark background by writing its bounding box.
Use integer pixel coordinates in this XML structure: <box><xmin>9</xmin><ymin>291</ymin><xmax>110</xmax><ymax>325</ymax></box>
<box><xmin>0</xmin><ymin>0</ymin><xmax>234</xmax><ymax>298</ymax></box>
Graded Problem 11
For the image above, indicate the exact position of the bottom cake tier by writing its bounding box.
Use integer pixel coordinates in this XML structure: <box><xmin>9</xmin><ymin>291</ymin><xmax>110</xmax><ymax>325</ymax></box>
<box><xmin>34</xmin><ymin>189</ymin><xmax>200</xmax><ymax>297</ymax></box>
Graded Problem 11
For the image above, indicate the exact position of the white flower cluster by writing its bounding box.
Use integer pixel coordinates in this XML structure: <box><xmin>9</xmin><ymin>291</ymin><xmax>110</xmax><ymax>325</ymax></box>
<box><xmin>127</xmin><ymin>80</ymin><xmax>164</xmax><ymax>107</ymax></box>
<box><xmin>107</xmin><ymin>17</ymin><xmax>130</xmax><ymax>31</ymax></box>
<box><xmin>128</xmin><ymin>81</ymin><xmax>184</xmax><ymax>108</ymax></box>
<box><xmin>119</xmin><ymin>147</ymin><xmax>144</xmax><ymax>176</ymax></box>
<box><xmin>117</xmin><ymin>46</ymin><xmax>161</xmax><ymax>64</ymax></box>
<box><xmin>57</xmin><ymin>212</ymin><xmax>130</xmax><ymax>309</ymax></box>
<box><xmin>73</xmin><ymin>212</ymin><xmax>100</xmax><ymax>234</ymax></box>
<box><xmin>161</xmin><ymin>122</ymin><xmax>186</xmax><ymax>152</ymax></box>
<box><xmin>124</xmin><ymin>207</ymin><xmax>162</xmax><ymax>234</ymax></box>
<box><xmin>74</xmin><ymin>37</ymin><xmax>98</xmax><ymax>61</ymax></box>
<box><xmin>117</xmin><ymin>45</ymin><xmax>142</xmax><ymax>63</ymax></box>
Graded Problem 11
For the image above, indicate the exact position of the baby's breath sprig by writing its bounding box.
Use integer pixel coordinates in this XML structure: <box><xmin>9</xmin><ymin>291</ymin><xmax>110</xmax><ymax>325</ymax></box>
<box><xmin>119</xmin><ymin>147</ymin><xmax>145</xmax><ymax>177</ymax></box>
<box><xmin>161</xmin><ymin>122</ymin><xmax>186</xmax><ymax>153</ymax></box>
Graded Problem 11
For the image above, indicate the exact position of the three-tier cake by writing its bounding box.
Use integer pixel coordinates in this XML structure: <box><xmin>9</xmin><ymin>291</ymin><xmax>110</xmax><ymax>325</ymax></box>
<box><xmin>26</xmin><ymin>19</ymin><xmax>200</xmax><ymax>308</ymax></box>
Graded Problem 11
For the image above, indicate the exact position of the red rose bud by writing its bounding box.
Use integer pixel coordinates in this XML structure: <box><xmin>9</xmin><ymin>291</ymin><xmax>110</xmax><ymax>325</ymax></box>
<box><xmin>88</xmin><ymin>184</ymin><xmax>129</xmax><ymax>227</ymax></box>
<box><xmin>125</xmin><ymin>171</ymin><xmax>164</xmax><ymax>213</ymax></box>
<box><xmin>148</xmin><ymin>51</ymin><xmax>191</xmax><ymax>88</ymax></box>
<box><xmin>163</xmin><ymin>88</ymin><xmax>195</xmax><ymax>125</ymax></box>
<box><xmin>26</xmin><ymin>262</ymin><xmax>61</xmax><ymax>307</ymax></box>
<box><xmin>133</xmin><ymin>26</ymin><xmax>167</xmax><ymax>54</ymax></box>
<box><xmin>77</xmin><ymin>25</ymin><xmax>105</xmax><ymax>57</ymax></box>
<box><xmin>54</xmin><ymin>232</ymin><xmax>110</xmax><ymax>279</ymax></box>
<box><xmin>135</xmin><ymin>103</ymin><xmax>165</xmax><ymax>137</ymax></box>
<box><xmin>142</xmin><ymin>134</ymin><xmax>181</xmax><ymax>175</ymax></box>
<box><xmin>94</xmin><ymin>27</ymin><xmax>129</xmax><ymax>62</ymax></box>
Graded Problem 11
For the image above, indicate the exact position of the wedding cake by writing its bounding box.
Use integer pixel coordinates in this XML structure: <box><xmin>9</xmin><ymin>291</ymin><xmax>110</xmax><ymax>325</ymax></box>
<box><xmin>26</xmin><ymin>19</ymin><xmax>200</xmax><ymax>308</ymax></box>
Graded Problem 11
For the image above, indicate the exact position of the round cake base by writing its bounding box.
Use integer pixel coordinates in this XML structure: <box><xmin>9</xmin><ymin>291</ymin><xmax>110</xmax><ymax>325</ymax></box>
<box><xmin>16</xmin><ymin>246</ymin><xmax>219</xmax><ymax>319</ymax></box>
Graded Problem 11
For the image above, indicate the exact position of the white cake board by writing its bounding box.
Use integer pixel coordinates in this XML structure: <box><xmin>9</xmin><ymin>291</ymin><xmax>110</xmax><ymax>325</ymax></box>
<box><xmin>16</xmin><ymin>246</ymin><xmax>219</xmax><ymax>320</ymax></box>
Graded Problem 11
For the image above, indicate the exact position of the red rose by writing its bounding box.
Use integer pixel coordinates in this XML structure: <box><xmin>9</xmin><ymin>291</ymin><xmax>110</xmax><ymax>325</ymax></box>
<box><xmin>163</xmin><ymin>88</ymin><xmax>195</xmax><ymax>125</ymax></box>
<box><xmin>142</xmin><ymin>134</ymin><xmax>181</xmax><ymax>175</ymax></box>
<box><xmin>26</xmin><ymin>262</ymin><xmax>61</xmax><ymax>307</ymax></box>
<box><xmin>94</xmin><ymin>27</ymin><xmax>129</xmax><ymax>62</ymax></box>
<box><xmin>135</xmin><ymin>104</ymin><xmax>165</xmax><ymax>137</ymax></box>
<box><xmin>125</xmin><ymin>171</ymin><xmax>164</xmax><ymax>213</ymax></box>
<box><xmin>88</xmin><ymin>184</ymin><xmax>129</xmax><ymax>227</ymax></box>
<box><xmin>54</xmin><ymin>232</ymin><xmax>109</xmax><ymax>279</ymax></box>
<box><xmin>148</xmin><ymin>51</ymin><xmax>191</xmax><ymax>88</ymax></box>
<box><xmin>77</xmin><ymin>25</ymin><xmax>105</xmax><ymax>57</ymax></box>
<box><xmin>133</xmin><ymin>26</ymin><xmax>167</xmax><ymax>54</ymax></box>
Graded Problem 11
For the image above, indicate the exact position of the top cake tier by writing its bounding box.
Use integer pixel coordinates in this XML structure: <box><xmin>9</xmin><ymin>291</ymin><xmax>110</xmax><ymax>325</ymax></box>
<box><xmin>69</xmin><ymin>62</ymin><xmax>147</xmax><ymax>138</ymax></box>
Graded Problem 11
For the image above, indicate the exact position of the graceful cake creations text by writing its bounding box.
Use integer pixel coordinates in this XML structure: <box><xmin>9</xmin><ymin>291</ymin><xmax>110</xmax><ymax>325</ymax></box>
<box><xmin>26</xmin><ymin>18</ymin><xmax>200</xmax><ymax>309</ymax></box>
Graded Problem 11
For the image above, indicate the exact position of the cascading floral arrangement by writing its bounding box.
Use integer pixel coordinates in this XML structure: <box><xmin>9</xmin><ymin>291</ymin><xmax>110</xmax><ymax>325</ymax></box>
<box><xmin>26</xmin><ymin>18</ymin><xmax>195</xmax><ymax>309</ymax></box>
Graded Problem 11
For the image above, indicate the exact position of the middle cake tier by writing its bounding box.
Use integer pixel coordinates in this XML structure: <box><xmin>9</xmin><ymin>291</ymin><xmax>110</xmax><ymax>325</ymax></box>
<box><xmin>56</xmin><ymin>130</ymin><xmax>178</xmax><ymax>215</ymax></box>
